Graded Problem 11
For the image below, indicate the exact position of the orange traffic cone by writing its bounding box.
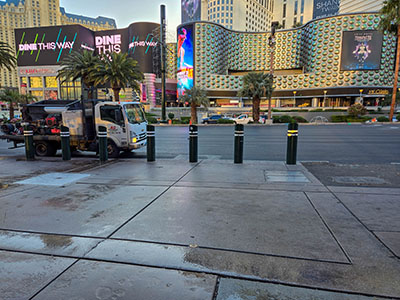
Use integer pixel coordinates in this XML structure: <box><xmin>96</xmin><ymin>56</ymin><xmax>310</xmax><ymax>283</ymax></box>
<box><xmin>189</xmin><ymin>120</ymin><xmax>192</xmax><ymax>125</ymax></box>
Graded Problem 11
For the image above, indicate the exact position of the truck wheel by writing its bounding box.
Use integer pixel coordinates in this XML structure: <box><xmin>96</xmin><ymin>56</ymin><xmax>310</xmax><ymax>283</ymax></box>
<box><xmin>34</xmin><ymin>141</ymin><xmax>57</xmax><ymax>157</ymax></box>
<box><xmin>107</xmin><ymin>140</ymin><xmax>120</xmax><ymax>158</ymax></box>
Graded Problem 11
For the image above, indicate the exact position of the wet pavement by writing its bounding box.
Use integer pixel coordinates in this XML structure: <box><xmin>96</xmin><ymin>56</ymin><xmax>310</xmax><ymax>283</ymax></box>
<box><xmin>0</xmin><ymin>155</ymin><xmax>399</xmax><ymax>299</ymax></box>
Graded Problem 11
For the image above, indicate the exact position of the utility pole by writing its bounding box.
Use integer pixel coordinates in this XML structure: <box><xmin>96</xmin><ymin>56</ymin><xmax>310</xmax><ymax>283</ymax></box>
<box><xmin>160</xmin><ymin>4</ymin><xmax>167</xmax><ymax>123</ymax></box>
<box><xmin>267</xmin><ymin>22</ymin><xmax>279</xmax><ymax>124</ymax></box>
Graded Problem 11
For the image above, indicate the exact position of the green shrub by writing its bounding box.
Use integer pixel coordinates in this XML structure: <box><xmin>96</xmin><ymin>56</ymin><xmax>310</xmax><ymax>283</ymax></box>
<box><xmin>168</xmin><ymin>113</ymin><xmax>175</xmax><ymax>120</ymax></box>
<box><xmin>310</xmin><ymin>108</ymin><xmax>324</xmax><ymax>112</ymax></box>
<box><xmin>180</xmin><ymin>117</ymin><xmax>191</xmax><ymax>124</ymax></box>
<box><xmin>331</xmin><ymin>115</ymin><xmax>348</xmax><ymax>122</ymax></box>
<box><xmin>324</xmin><ymin>109</ymin><xmax>347</xmax><ymax>112</ymax></box>
<box><xmin>377</xmin><ymin>116</ymin><xmax>389</xmax><ymax>122</ymax></box>
<box><xmin>396</xmin><ymin>114</ymin><xmax>400</xmax><ymax>120</ymax></box>
<box><xmin>147</xmin><ymin>117</ymin><xmax>158</xmax><ymax>124</ymax></box>
<box><xmin>348</xmin><ymin>103</ymin><xmax>367</xmax><ymax>117</ymax></box>
<box><xmin>172</xmin><ymin>119</ymin><xmax>181</xmax><ymax>124</ymax></box>
<box><xmin>292</xmin><ymin>116</ymin><xmax>308</xmax><ymax>123</ymax></box>
<box><xmin>217</xmin><ymin>118</ymin><xmax>235</xmax><ymax>124</ymax></box>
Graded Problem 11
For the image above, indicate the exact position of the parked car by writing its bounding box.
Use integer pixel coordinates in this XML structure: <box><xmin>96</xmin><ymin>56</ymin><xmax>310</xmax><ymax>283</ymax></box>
<box><xmin>231</xmin><ymin>114</ymin><xmax>253</xmax><ymax>124</ymax></box>
<box><xmin>202</xmin><ymin>114</ymin><xmax>230</xmax><ymax>124</ymax></box>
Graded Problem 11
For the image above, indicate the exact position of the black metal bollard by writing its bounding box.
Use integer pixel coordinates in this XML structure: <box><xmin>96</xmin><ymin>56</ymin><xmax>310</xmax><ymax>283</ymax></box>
<box><xmin>286</xmin><ymin>122</ymin><xmax>298</xmax><ymax>165</ymax></box>
<box><xmin>147</xmin><ymin>124</ymin><xmax>155</xmax><ymax>162</ymax></box>
<box><xmin>60</xmin><ymin>126</ymin><xmax>71</xmax><ymax>161</ymax></box>
<box><xmin>98</xmin><ymin>126</ymin><xmax>108</xmax><ymax>162</ymax></box>
<box><xmin>23</xmin><ymin>124</ymin><xmax>35</xmax><ymax>161</ymax></box>
<box><xmin>234</xmin><ymin>124</ymin><xmax>244</xmax><ymax>164</ymax></box>
<box><xmin>189</xmin><ymin>125</ymin><xmax>198</xmax><ymax>163</ymax></box>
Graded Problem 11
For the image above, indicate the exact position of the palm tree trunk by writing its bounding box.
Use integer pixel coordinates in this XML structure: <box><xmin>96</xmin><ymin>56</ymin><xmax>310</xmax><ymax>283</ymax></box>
<box><xmin>252</xmin><ymin>96</ymin><xmax>260</xmax><ymax>123</ymax></box>
<box><xmin>112</xmin><ymin>88</ymin><xmax>120</xmax><ymax>102</ymax></box>
<box><xmin>9</xmin><ymin>102</ymin><xmax>14</xmax><ymax>120</ymax></box>
<box><xmin>389</xmin><ymin>24</ymin><xmax>400</xmax><ymax>121</ymax></box>
<box><xmin>191</xmin><ymin>102</ymin><xmax>197</xmax><ymax>124</ymax></box>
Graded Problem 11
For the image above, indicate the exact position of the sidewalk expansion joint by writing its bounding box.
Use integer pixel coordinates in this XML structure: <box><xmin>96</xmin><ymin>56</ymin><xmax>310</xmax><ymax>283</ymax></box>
<box><xmin>303</xmin><ymin>192</ymin><xmax>353</xmax><ymax>264</ymax></box>
<box><xmin>103</xmin><ymin>160</ymin><xmax>204</xmax><ymax>239</ymax></box>
<box><xmin>1</xmin><ymin>244</ymin><xmax>398</xmax><ymax>300</ymax></box>
<box><xmin>105</xmin><ymin>237</ymin><xmax>352</xmax><ymax>265</ymax></box>
<box><xmin>326</xmin><ymin>186</ymin><xmax>400</xmax><ymax>260</ymax></box>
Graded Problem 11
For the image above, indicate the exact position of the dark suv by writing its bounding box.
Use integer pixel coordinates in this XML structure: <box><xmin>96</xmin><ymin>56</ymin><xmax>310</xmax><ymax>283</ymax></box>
<box><xmin>202</xmin><ymin>115</ymin><xmax>224</xmax><ymax>124</ymax></box>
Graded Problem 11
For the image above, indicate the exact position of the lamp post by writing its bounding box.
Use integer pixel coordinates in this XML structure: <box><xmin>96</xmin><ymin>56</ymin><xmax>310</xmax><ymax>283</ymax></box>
<box><xmin>324</xmin><ymin>90</ymin><xmax>327</xmax><ymax>107</ymax></box>
<box><xmin>293</xmin><ymin>91</ymin><xmax>297</xmax><ymax>105</ymax></box>
<box><xmin>267</xmin><ymin>21</ymin><xmax>279</xmax><ymax>123</ymax></box>
<box><xmin>160</xmin><ymin>4</ymin><xmax>167</xmax><ymax>123</ymax></box>
<box><xmin>359</xmin><ymin>89</ymin><xmax>363</xmax><ymax>105</ymax></box>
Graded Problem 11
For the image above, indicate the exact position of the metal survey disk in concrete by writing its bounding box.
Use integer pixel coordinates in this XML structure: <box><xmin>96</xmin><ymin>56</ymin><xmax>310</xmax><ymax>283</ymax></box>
<box><xmin>216</xmin><ymin>278</ymin><xmax>387</xmax><ymax>300</ymax></box>
<box><xmin>0</xmin><ymin>250</ymin><xmax>75</xmax><ymax>300</ymax></box>
<box><xmin>113</xmin><ymin>186</ymin><xmax>349</xmax><ymax>262</ymax></box>
<box><xmin>16</xmin><ymin>172</ymin><xmax>90</xmax><ymax>186</ymax></box>
<box><xmin>32</xmin><ymin>260</ymin><xmax>217</xmax><ymax>300</ymax></box>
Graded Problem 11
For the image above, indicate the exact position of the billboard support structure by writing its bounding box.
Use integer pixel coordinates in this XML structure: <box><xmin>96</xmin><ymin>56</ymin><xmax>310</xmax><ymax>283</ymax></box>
<box><xmin>160</xmin><ymin>5</ymin><xmax>167</xmax><ymax>123</ymax></box>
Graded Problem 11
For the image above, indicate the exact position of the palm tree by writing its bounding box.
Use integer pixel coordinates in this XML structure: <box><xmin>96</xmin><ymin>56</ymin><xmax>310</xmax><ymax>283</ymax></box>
<box><xmin>180</xmin><ymin>86</ymin><xmax>209</xmax><ymax>124</ymax></box>
<box><xmin>91</xmin><ymin>52</ymin><xmax>143</xmax><ymax>102</ymax></box>
<box><xmin>238</xmin><ymin>72</ymin><xmax>273</xmax><ymax>123</ymax></box>
<box><xmin>0</xmin><ymin>41</ymin><xmax>16</xmax><ymax>71</ymax></box>
<box><xmin>20</xmin><ymin>93</ymin><xmax>38</xmax><ymax>104</ymax></box>
<box><xmin>0</xmin><ymin>89</ymin><xmax>21</xmax><ymax>120</ymax></box>
<box><xmin>380</xmin><ymin>0</ymin><xmax>400</xmax><ymax>121</ymax></box>
<box><xmin>57</xmin><ymin>50</ymin><xmax>100</xmax><ymax>99</ymax></box>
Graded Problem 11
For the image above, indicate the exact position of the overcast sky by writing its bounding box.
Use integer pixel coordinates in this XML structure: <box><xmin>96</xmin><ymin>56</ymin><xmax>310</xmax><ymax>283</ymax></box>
<box><xmin>59</xmin><ymin>0</ymin><xmax>181</xmax><ymax>41</ymax></box>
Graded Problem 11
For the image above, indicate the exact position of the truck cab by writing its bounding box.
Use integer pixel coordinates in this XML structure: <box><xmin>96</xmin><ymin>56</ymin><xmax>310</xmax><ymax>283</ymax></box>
<box><xmin>93</xmin><ymin>102</ymin><xmax>147</xmax><ymax>156</ymax></box>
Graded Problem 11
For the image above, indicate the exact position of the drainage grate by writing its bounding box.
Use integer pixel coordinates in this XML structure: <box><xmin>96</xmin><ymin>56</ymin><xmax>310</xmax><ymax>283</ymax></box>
<box><xmin>264</xmin><ymin>171</ymin><xmax>310</xmax><ymax>183</ymax></box>
<box><xmin>16</xmin><ymin>173</ymin><xmax>90</xmax><ymax>186</ymax></box>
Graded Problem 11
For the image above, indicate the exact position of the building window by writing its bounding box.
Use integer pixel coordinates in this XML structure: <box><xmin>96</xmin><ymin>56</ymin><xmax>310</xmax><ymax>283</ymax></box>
<box><xmin>294</xmin><ymin>17</ymin><xmax>297</xmax><ymax>25</ymax></box>
<box><xmin>301</xmin><ymin>0</ymin><xmax>304</xmax><ymax>14</ymax></box>
<box><xmin>282</xmin><ymin>3</ymin><xmax>286</xmax><ymax>18</ymax></box>
<box><xmin>294</xmin><ymin>1</ymin><xmax>298</xmax><ymax>15</ymax></box>
<box><xmin>300</xmin><ymin>15</ymin><xmax>303</xmax><ymax>24</ymax></box>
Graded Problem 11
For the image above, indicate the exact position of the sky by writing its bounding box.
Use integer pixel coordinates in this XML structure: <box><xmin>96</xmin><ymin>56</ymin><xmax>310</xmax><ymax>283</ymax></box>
<box><xmin>59</xmin><ymin>0</ymin><xmax>181</xmax><ymax>41</ymax></box>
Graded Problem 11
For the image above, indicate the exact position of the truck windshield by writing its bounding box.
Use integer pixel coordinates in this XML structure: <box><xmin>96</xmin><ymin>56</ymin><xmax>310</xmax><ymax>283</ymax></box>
<box><xmin>124</xmin><ymin>104</ymin><xmax>146</xmax><ymax>124</ymax></box>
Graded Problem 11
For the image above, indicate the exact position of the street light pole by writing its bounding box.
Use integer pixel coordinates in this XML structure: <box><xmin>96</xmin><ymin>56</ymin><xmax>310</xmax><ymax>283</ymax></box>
<box><xmin>160</xmin><ymin>5</ymin><xmax>167</xmax><ymax>123</ymax></box>
<box><xmin>267</xmin><ymin>22</ymin><xmax>279</xmax><ymax>123</ymax></box>
<box><xmin>293</xmin><ymin>91</ymin><xmax>297</xmax><ymax>104</ymax></box>
<box><xmin>359</xmin><ymin>89</ymin><xmax>363</xmax><ymax>105</ymax></box>
<box><xmin>324</xmin><ymin>90</ymin><xmax>327</xmax><ymax>107</ymax></box>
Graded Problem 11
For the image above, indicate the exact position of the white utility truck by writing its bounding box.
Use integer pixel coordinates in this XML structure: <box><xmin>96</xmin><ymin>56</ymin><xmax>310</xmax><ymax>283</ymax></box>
<box><xmin>0</xmin><ymin>99</ymin><xmax>147</xmax><ymax>158</ymax></box>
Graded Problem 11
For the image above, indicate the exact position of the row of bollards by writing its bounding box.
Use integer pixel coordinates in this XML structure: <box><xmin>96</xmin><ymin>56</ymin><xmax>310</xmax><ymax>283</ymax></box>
<box><xmin>23</xmin><ymin>123</ymin><xmax>298</xmax><ymax>165</ymax></box>
<box><xmin>146</xmin><ymin>123</ymin><xmax>298</xmax><ymax>165</ymax></box>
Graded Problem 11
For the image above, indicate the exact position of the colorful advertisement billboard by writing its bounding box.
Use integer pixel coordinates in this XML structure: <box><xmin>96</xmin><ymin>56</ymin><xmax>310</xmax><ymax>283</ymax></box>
<box><xmin>313</xmin><ymin>0</ymin><xmax>340</xmax><ymax>19</ymax></box>
<box><xmin>341</xmin><ymin>30</ymin><xmax>383</xmax><ymax>71</ymax></box>
<box><xmin>177</xmin><ymin>25</ymin><xmax>194</xmax><ymax>97</ymax></box>
<box><xmin>15</xmin><ymin>25</ymin><xmax>94</xmax><ymax>66</ymax></box>
<box><xmin>182</xmin><ymin>0</ymin><xmax>201</xmax><ymax>23</ymax></box>
<box><xmin>15</xmin><ymin>22</ymin><xmax>160</xmax><ymax>74</ymax></box>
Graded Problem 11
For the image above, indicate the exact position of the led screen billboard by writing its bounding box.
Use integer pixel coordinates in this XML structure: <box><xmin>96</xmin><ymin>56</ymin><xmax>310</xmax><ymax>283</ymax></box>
<box><xmin>15</xmin><ymin>22</ymin><xmax>160</xmax><ymax>74</ymax></box>
<box><xmin>182</xmin><ymin>0</ymin><xmax>201</xmax><ymax>23</ymax></box>
<box><xmin>177</xmin><ymin>24</ymin><xmax>194</xmax><ymax>97</ymax></box>
<box><xmin>341</xmin><ymin>30</ymin><xmax>383</xmax><ymax>71</ymax></box>
<box><xmin>15</xmin><ymin>25</ymin><xmax>94</xmax><ymax>66</ymax></box>
<box><xmin>313</xmin><ymin>0</ymin><xmax>340</xmax><ymax>19</ymax></box>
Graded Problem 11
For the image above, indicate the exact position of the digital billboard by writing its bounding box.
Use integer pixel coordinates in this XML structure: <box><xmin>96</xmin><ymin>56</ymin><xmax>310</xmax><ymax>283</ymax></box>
<box><xmin>177</xmin><ymin>24</ymin><xmax>194</xmax><ymax>97</ymax></box>
<box><xmin>15</xmin><ymin>25</ymin><xmax>94</xmax><ymax>66</ymax></box>
<box><xmin>128</xmin><ymin>22</ymin><xmax>159</xmax><ymax>74</ymax></box>
<box><xmin>313</xmin><ymin>0</ymin><xmax>340</xmax><ymax>19</ymax></box>
<box><xmin>182</xmin><ymin>0</ymin><xmax>201</xmax><ymax>23</ymax></box>
<box><xmin>341</xmin><ymin>31</ymin><xmax>383</xmax><ymax>71</ymax></box>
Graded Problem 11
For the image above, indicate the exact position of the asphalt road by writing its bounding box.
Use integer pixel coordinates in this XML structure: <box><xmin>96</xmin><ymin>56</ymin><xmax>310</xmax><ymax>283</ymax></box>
<box><xmin>153</xmin><ymin>124</ymin><xmax>400</xmax><ymax>164</ymax></box>
<box><xmin>1</xmin><ymin>124</ymin><xmax>399</xmax><ymax>163</ymax></box>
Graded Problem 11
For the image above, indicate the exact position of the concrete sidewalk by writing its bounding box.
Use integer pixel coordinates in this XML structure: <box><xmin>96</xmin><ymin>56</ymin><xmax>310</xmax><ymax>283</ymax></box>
<box><xmin>0</xmin><ymin>156</ymin><xmax>399</xmax><ymax>299</ymax></box>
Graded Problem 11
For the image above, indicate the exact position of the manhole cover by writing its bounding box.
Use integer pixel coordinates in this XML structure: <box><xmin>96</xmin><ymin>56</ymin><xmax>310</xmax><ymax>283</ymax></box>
<box><xmin>332</xmin><ymin>176</ymin><xmax>386</xmax><ymax>185</ymax></box>
<box><xmin>16</xmin><ymin>173</ymin><xmax>90</xmax><ymax>186</ymax></box>
<box><xmin>264</xmin><ymin>171</ymin><xmax>310</xmax><ymax>183</ymax></box>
